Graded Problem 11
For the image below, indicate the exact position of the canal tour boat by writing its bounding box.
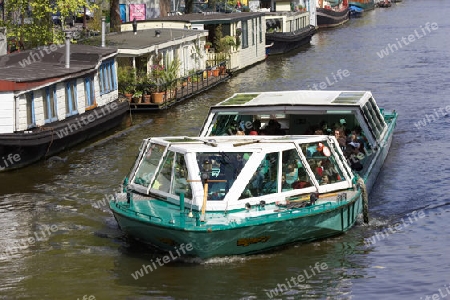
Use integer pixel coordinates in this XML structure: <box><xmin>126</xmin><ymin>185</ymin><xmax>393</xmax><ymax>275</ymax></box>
<box><xmin>110</xmin><ymin>135</ymin><xmax>368</xmax><ymax>258</ymax></box>
<box><xmin>198</xmin><ymin>90</ymin><xmax>398</xmax><ymax>194</ymax></box>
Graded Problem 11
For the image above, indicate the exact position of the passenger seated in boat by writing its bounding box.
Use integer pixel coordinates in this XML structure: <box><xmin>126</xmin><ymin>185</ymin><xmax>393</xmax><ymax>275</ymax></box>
<box><xmin>284</xmin><ymin>164</ymin><xmax>298</xmax><ymax>185</ymax></box>
<box><xmin>249</xmin><ymin>168</ymin><xmax>264</xmax><ymax>196</ymax></box>
<box><xmin>321</xmin><ymin>175</ymin><xmax>330</xmax><ymax>185</ymax></box>
<box><xmin>292</xmin><ymin>174</ymin><xmax>311</xmax><ymax>189</ymax></box>
<box><xmin>249</xmin><ymin>121</ymin><xmax>260</xmax><ymax>135</ymax></box>
<box><xmin>315</xmin><ymin>160</ymin><xmax>324</xmax><ymax>179</ymax></box>
<box><xmin>263</xmin><ymin>119</ymin><xmax>285</xmax><ymax>135</ymax></box>
<box><xmin>323</xmin><ymin>159</ymin><xmax>340</xmax><ymax>182</ymax></box>
<box><xmin>281</xmin><ymin>174</ymin><xmax>292</xmax><ymax>191</ymax></box>
<box><xmin>334</xmin><ymin>128</ymin><xmax>347</xmax><ymax>150</ymax></box>
<box><xmin>344</xmin><ymin>144</ymin><xmax>364</xmax><ymax>171</ymax></box>
<box><xmin>350</xmin><ymin>126</ymin><xmax>368</xmax><ymax>153</ymax></box>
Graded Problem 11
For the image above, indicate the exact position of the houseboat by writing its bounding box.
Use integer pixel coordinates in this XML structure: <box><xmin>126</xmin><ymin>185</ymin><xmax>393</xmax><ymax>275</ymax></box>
<box><xmin>0</xmin><ymin>42</ymin><xmax>129</xmax><ymax>171</ymax></box>
<box><xmin>316</xmin><ymin>0</ymin><xmax>350</xmax><ymax>28</ymax></box>
<box><xmin>198</xmin><ymin>90</ymin><xmax>398</xmax><ymax>193</ymax></box>
<box><xmin>110</xmin><ymin>134</ymin><xmax>368</xmax><ymax>258</ymax></box>
<box><xmin>265</xmin><ymin>10</ymin><xmax>317</xmax><ymax>55</ymax></box>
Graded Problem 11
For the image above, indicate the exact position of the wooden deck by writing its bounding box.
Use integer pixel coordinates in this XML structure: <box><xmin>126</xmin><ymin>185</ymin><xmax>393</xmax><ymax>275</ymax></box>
<box><xmin>127</xmin><ymin>71</ymin><xmax>231</xmax><ymax>111</ymax></box>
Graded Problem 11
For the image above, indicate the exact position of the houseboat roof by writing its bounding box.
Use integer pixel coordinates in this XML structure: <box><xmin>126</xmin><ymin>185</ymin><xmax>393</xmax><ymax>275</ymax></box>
<box><xmin>0</xmin><ymin>44</ymin><xmax>117</xmax><ymax>83</ymax></box>
<box><xmin>107</xmin><ymin>28</ymin><xmax>208</xmax><ymax>51</ymax></box>
<box><xmin>127</xmin><ymin>12</ymin><xmax>265</xmax><ymax>26</ymax></box>
<box><xmin>214</xmin><ymin>90</ymin><xmax>374</xmax><ymax>107</ymax></box>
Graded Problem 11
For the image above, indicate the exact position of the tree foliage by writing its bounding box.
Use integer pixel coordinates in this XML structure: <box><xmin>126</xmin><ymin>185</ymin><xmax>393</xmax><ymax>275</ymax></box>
<box><xmin>0</xmin><ymin>0</ymin><xmax>96</xmax><ymax>48</ymax></box>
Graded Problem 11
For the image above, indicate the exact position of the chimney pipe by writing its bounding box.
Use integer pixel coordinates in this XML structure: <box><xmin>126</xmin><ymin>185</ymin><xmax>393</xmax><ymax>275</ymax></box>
<box><xmin>101</xmin><ymin>16</ymin><xmax>106</xmax><ymax>47</ymax></box>
<box><xmin>65</xmin><ymin>31</ymin><xmax>71</xmax><ymax>69</ymax></box>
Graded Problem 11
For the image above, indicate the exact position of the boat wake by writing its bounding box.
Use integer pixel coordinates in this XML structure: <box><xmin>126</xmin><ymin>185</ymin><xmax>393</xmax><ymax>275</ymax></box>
<box><xmin>180</xmin><ymin>253</ymin><xmax>277</xmax><ymax>265</ymax></box>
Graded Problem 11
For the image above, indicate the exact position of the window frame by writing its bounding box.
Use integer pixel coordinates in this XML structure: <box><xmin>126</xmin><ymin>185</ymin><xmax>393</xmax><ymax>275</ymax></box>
<box><xmin>65</xmin><ymin>80</ymin><xmax>78</xmax><ymax>117</ymax></box>
<box><xmin>99</xmin><ymin>60</ymin><xmax>117</xmax><ymax>95</ymax></box>
<box><xmin>84</xmin><ymin>76</ymin><xmax>96</xmax><ymax>110</ymax></box>
<box><xmin>44</xmin><ymin>85</ymin><xmax>58</xmax><ymax>123</ymax></box>
<box><xmin>242</xmin><ymin>21</ymin><xmax>249</xmax><ymax>49</ymax></box>
<box><xmin>26</xmin><ymin>92</ymin><xmax>35</xmax><ymax>128</ymax></box>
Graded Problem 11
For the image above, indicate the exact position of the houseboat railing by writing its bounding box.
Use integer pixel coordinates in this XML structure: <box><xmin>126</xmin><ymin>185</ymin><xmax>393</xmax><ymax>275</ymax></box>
<box><xmin>122</xmin><ymin>61</ymin><xmax>230</xmax><ymax>109</ymax></box>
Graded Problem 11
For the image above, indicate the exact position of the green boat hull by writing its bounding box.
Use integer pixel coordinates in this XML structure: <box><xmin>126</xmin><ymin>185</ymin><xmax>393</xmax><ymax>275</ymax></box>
<box><xmin>110</xmin><ymin>192</ymin><xmax>364</xmax><ymax>259</ymax></box>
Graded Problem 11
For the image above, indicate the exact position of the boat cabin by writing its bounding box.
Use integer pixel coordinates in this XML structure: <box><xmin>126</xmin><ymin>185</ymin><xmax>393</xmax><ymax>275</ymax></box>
<box><xmin>199</xmin><ymin>90</ymin><xmax>392</xmax><ymax>177</ymax></box>
<box><xmin>126</xmin><ymin>135</ymin><xmax>356</xmax><ymax>212</ymax></box>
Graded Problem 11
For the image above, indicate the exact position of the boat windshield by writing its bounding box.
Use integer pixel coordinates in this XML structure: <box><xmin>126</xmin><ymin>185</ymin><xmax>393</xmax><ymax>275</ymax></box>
<box><xmin>196</xmin><ymin>152</ymin><xmax>252</xmax><ymax>200</ymax></box>
<box><xmin>133</xmin><ymin>143</ymin><xmax>166</xmax><ymax>187</ymax></box>
<box><xmin>300</xmin><ymin>141</ymin><xmax>347</xmax><ymax>185</ymax></box>
<box><xmin>150</xmin><ymin>151</ymin><xmax>192</xmax><ymax>199</ymax></box>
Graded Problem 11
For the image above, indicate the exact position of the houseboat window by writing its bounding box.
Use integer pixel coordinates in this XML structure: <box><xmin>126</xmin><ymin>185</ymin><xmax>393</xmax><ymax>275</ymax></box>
<box><xmin>196</xmin><ymin>152</ymin><xmax>252</xmax><ymax>200</ymax></box>
<box><xmin>65</xmin><ymin>81</ymin><xmax>78</xmax><ymax>116</ymax></box>
<box><xmin>301</xmin><ymin>142</ymin><xmax>346</xmax><ymax>185</ymax></box>
<box><xmin>259</xmin><ymin>17</ymin><xmax>263</xmax><ymax>43</ymax></box>
<box><xmin>26</xmin><ymin>92</ymin><xmax>35</xmax><ymax>128</ymax></box>
<box><xmin>171</xmin><ymin>153</ymin><xmax>192</xmax><ymax>199</ymax></box>
<box><xmin>44</xmin><ymin>86</ymin><xmax>58</xmax><ymax>123</ymax></box>
<box><xmin>152</xmin><ymin>150</ymin><xmax>175</xmax><ymax>193</ymax></box>
<box><xmin>134</xmin><ymin>143</ymin><xmax>166</xmax><ymax>187</ymax></box>
<box><xmin>84</xmin><ymin>76</ymin><xmax>95</xmax><ymax>108</ymax></box>
<box><xmin>242</xmin><ymin>21</ymin><xmax>248</xmax><ymax>49</ymax></box>
<box><xmin>281</xmin><ymin>149</ymin><xmax>312</xmax><ymax>191</ymax></box>
<box><xmin>267</xmin><ymin>18</ymin><xmax>282</xmax><ymax>33</ymax></box>
<box><xmin>99</xmin><ymin>60</ymin><xmax>116</xmax><ymax>95</ymax></box>
<box><xmin>252</xmin><ymin>19</ymin><xmax>255</xmax><ymax>46</ymax></box>
<box><xmin>240</xmin><ymin>152</ymin><xmax>279</xmax><ymax>199</ymax></box>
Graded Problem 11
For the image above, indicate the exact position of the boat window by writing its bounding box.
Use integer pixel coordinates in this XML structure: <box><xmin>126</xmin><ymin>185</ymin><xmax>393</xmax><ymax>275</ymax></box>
<box><xmin>171</xmin><ymin>153</ymin><xmax>192</xmax><ymax>199</ymax></box>
<box><xmin>152</xmin><ymin>150</ymin><xmax>175</xmax><ymax>193</ymax></box>
<box><xmin>210</xmin><ymin>114</ymin><xmax>255</xmax><ymax>136</ymax></box>
<box><xmin>281</xmin><ymin>149</ymin><xmax>313</xmax><ymax>191</ymax></box>
<box><xmin>362</xmin><ymin>104</ymin><xmax>381</xmax><ymax>139</ymax></box>
<box><xmin>240</xmin><ymin>152</ymin><xmax>279</xmax><ymax>199</ymax></box>
<box><xmin>133</xmin><ymin>143</ymin><xmax>166</xmax><ymax>187</ymax></box>
<box><xmin>301</xmin><ymin>142</ymin><xmax>346</xmax><ymax>185</ymax></box>
<box><xmin>196</xmin><ymin>152</ymin><xmax>252</xmax><ymax>200</ymax></box>
<box><xmin>266</xmin><ymin>18</ymin><xmax>282</xmax><ymax>32</ymax></box>
<box><xmin>368</xmin><ymin>97</ymin><xmax>386</xmax><ymax>134</ymax></box>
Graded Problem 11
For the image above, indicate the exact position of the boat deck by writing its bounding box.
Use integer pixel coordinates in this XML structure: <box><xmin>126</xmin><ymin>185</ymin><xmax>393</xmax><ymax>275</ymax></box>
<box><xmin>127</xmin><ymin>72</ymin><xmax>231</xmax><ymax>111</ymax></box>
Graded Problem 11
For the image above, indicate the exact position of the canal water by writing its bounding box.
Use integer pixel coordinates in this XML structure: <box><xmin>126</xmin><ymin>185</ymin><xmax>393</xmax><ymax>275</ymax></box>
<box><xmin>1</xmin><ymin>0</ymin><xmax>450</xmax><ymax>299</ymax></box>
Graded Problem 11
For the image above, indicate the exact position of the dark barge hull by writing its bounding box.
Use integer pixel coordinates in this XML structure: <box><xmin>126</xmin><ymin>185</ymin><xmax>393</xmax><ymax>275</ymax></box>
<box><xmin>266</xmin><ymin>25</ymin><xmax>317</xmax><ymax>55</ymax></box>
<box><xmin>0</xmin><ymin>99</ymin><xmax>129</xmax><ymax>171</ymax></box>
<box><xmin>317</xmin><ymin>7</ymin><xmax>350</xmax><ymax>28</ymax></box>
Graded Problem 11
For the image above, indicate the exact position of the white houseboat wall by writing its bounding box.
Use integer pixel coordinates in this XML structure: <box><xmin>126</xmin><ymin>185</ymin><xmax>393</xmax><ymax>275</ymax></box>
<box><xmin>119</xmin><ymin>13</ymin><xmax>267</xmax><ymax>72</ymax></box>
<box><xmin>0</xmin><ymin>44</ymin><xmax>129</xmax><ymax>171</ymax></box>
<box><xmin>112</xmin><ymin>27</ymin><xmax>209</xmax><ymax>78</ymax></box>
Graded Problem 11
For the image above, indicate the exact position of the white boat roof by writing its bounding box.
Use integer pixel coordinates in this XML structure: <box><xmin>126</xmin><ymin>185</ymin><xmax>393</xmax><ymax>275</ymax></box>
<box><xmin>214</xmin><ymin>90</ymin><xmax>372</xmax><ymax>108</ymax></box>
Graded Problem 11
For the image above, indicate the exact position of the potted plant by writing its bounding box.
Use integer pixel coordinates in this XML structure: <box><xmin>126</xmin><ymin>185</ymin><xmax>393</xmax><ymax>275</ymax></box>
<box><xmin>204</xmin><ymin>41</ymin><xmax>212</xmax><ymax>50</ymax></box>
<box><xmin>132</xmin><ymin>90</ymin><xmax>143</xmax><ymax>103</ymax></box>
<box><xmin>118</xmin><ymin>66</ymin><xmax>136</xmax><ymax>101</ymax></box>
<box><xmin>212</xmin><ymin>67</ymin><xmax>220</xmax><ymax>77</ymax></box>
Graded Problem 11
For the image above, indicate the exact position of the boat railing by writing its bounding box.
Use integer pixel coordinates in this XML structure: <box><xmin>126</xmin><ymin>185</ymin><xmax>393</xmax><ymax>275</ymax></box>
<box><xmin>246</xmin><ymin>201</ymin><xmax>335</xmax><ymax>219</ymax></box>
<box><xmin>113</xmin><ymin>202</ymin><xmax>163</xmax><ymax>222</ymax></box>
